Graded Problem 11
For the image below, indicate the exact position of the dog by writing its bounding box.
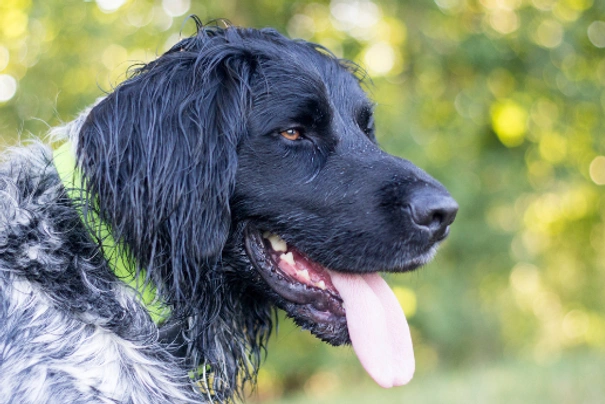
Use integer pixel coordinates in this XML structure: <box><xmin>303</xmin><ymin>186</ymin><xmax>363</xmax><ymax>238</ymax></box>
<box><xmin>0</xmin><ymin>20</ymin><xmax>457</xmax><ymax>403</ymax></box>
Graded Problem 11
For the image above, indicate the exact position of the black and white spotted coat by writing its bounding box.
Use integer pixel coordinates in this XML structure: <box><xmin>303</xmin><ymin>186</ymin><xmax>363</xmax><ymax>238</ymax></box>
<box><xmin>0</xmin><ymin>123</ymin><xmax>202</xmax><ymax>403</ymax></box>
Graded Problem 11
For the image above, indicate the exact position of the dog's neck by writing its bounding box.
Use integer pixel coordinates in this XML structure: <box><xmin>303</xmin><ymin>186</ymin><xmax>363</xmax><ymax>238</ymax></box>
<box><xmin>53</xmin><ymin>141</ymin><xmax>169</xmax><ymax>324</ymax></box>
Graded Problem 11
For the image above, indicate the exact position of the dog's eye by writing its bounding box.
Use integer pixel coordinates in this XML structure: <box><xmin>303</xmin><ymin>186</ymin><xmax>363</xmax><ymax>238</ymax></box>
<box><xmin>280</xmin><ymin>128</ymin><xmax>302</xmax><ymax>141</ymax></box>
<box><xmin>357</xmin><ymin>106</ymin><xmax>376</xmax><ymax>138</ymax></box>
<box><xmin>363</xmin><ymin>113</ymin><xmax>375</xmax><ymax>137</ymax></box>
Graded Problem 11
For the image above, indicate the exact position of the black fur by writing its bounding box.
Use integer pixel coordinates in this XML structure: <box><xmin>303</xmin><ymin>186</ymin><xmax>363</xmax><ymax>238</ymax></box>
<box><xmin>0</xmin><ymin>20</ymin><xmax>457</xmax><ymax>402</ymax></box>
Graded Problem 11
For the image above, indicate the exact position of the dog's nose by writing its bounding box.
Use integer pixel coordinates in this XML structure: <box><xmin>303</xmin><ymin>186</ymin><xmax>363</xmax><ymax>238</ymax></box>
<box><xmin>408</xmin><ymin>189</ymin><xmax>458</xmax><ymax>240</ymax></box>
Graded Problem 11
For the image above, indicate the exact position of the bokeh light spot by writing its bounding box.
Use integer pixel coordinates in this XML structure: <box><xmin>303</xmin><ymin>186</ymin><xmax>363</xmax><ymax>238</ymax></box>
<box><xmin>534</xmin><ymin>19</ymin><xmax>564</xmax><ymax>48</ymax></box>
<box><xmin>287</xmin><ymin>14</ymin><xmax>315</xmax><ymax>40</ymax></box>
<box><xmin>567</xmin><ymin>0</ymin><xmax>593</xmax><ymax>11</ymax></box>
<box><xmin>562</xmin><ymin>309</ymin><xmax>589</xmax><ymax>341</ymax></box>
<box><xmin>1</xmin><ymin>9</ymin><xmax>28</xmax><ymax>38</ymax></box>
<box><xmin>531</xmin><ymin>0</ymin><xmax>557</xmax><ymax>11</ymax></box>
<box><xmin>589</xmin><ymin>156</ymin><xmax>605</xmax><ymax>185</ymax></box>
<box><xmin>0</xmin><ymin>74</ymin><xmax>17</xmax><ymax>102</ymax></box>
<box><xmin>393</xmin><ymin>286</ymin><xmax>417</xmax><ymax>317</ymax></box>
<box><xmin>127</xmin><ymin>9</ymin><xmax>154</xmax><ymax>28</ymax></box>
<box><xmin>587</xmin><ymin>21</ymin><xmax>605</xmax><ymax>48</ymax></box>
<box><xmin>510</xmin><ymin>263</ymin><xmax>540</xmax><ymax>294</ymax></box>
<box><xmin>491</xmin><ymin>100</ymin><xmax>528</xmax><ymax>147</ymax></box>
<box><xmin>586</xmin><ymin>314</ymin><xmax>605</xmax><ymax>346</ymax></box>
<box><xmin>435</xmin><ymin>0</ymin><xmax>463</xmax><ymax>11</ymax></box>
<box><xmin>154</xmin><ymin>5</ymin><xmax>174</xmax><ymax>32</ymax></box>
<box><xmin>481</xmin><ymin>0</ymin><xmax>522</xmax><ymax>10</ymax></box>
<box><xmin>330</xmin><ymin>0</ymin><xmax>381</xmax><ymax>35</ymax></box>
<box><xmin>162</xmin><ymin>0</ymin><xmax>191</xmax><ymax>17</ymax></box>
<box><xmin>553</xmin><ymin>1</ymin><xmax>581</xmax><ymax>22</ymax></box>
<box><xmin>102</xmin><ymin>44</ymin><xmax>128</xmax><ymax>71</ymax></box>
<box><xmin>363</xmin><ymin>42</ymin><xmax>395</xmax><ymax>76</ymax></box>
<box><xmin>539</xmin><ymin>132</ymin><xmax>567</xmax><ymax>163</ymax></box>
<box><xmin>561</xmin><ymin>186</ymin><xmax>590</xmax><ymax>220</ymax></box>
<box><xmin>96</xmin><ymin>0</ymin><xmax>127</xmax><ymax>13</ymax></box>
<box><xmin>489</xmin><ymin>10</ymin><xmax>519</xmax><ymax>34</ymax></box>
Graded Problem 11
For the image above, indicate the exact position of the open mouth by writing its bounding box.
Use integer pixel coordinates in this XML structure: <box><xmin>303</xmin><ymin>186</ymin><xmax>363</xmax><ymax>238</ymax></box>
<box><xmin>245</xmin><ymin>230</ymin><xmax>345</xmax><ymax>316</ymax></box>
<box><xmin>244</xmin><ymin>226</ymin><xmax>416</xmax><ymax>388</ymax></box>
<box><xmin>244</xmin><ymin>228</ymin><xmax>348</xmax><ymax>342</ymax></box>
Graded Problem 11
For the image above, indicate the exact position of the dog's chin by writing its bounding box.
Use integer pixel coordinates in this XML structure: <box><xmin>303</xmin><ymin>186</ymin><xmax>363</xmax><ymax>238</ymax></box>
<box><xmin>243</xmin><ymin>226</ymin><xmax>434</xmax><ymax>346</ymax></box>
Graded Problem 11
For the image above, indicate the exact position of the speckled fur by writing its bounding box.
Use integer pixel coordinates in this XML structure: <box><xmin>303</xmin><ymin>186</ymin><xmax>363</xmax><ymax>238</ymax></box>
<box><xmin>0</xmin><ymin>143</ymin><xmax>201</xmax><ymax>403</ymax></box>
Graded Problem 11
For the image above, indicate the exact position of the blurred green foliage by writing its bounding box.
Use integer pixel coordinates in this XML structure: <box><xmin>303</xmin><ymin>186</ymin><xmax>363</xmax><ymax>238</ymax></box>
<box><xmin>1</xmin><ymin>0</ymin><xmax>604</xmax><ymax>401</ymax></box>
<box><xmin>264</xmin><ymin>352</ymin><xmax>605</xmax><ymax>403</ymax></box>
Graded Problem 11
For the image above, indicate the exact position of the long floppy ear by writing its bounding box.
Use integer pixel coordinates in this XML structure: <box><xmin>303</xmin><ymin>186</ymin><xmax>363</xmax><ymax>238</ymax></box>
<box><xmin>77</xmin><ymin>27</ymin><xmax>255</xmax><ymax>304</ymax></box>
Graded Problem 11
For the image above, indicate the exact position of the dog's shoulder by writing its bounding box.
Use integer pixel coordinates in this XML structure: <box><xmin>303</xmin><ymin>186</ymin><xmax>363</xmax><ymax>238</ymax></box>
<box><xmin>0</xmin><ymin>144</ymin><xmax>201</xmax><ymax>403</ymax></box>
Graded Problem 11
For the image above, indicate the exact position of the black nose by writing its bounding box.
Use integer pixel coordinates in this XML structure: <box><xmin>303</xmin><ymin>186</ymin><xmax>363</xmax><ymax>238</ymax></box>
<box><xmin>408</xmin><ymin>189</ymin><xmax>458</xmax><ymax>240</ymax></box>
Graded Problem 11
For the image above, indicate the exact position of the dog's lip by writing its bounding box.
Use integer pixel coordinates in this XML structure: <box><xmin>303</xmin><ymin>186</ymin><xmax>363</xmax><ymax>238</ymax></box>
<box><xmin>244</xmin><ymin>227</ymin><xmax>418</xmax><ymax>386</ymax></box>
<box><xmin>243</xmin><ymin>227</ymin><xmax>346</xmax><ymax>321</ymax></box>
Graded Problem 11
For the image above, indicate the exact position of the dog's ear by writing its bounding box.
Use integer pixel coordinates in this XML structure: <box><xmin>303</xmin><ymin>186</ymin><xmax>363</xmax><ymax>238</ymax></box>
<box><xmin>78</xmin><ymin>29</ymin><xmax>255</xmax><ymax>297</ymax></box>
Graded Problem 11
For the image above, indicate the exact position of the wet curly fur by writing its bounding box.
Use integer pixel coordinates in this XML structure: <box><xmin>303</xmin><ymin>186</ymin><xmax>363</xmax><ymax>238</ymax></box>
<box><xmin>0</xmin><ymin>21</ymin><xmax>456</xmax><ymax>403</ymax></box>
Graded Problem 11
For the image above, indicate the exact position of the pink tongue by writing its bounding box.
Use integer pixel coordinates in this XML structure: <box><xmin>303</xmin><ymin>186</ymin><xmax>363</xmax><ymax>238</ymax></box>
<box><xmin>328</xmin><ymin>271</ymin><xmax>415</xmax><ymax>388</ymax></box>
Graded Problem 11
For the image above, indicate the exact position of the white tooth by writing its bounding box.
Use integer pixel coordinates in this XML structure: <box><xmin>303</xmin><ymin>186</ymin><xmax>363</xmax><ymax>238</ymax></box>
<box><xmin>280</xmin><ymin>252</ymin><xmax>295</xmax><ymax>266</ymax></box>
<box><xmin>317</xmin><ymin>280</ymin><xmax>326</xmax><ymax>290</ymax></box>
<box><xmin>299</xmin><ymin>269</ymin><xmax>310</xmax><ymax>281</ymax></box>
<box><xmin>268</xmin><ymin>234</ymin><xmax>288</xmax><ymax>252</ymax></box>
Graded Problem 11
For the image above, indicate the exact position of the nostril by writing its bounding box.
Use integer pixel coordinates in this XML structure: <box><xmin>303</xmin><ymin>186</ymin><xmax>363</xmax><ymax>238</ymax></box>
<box><xmin>409</xmin><ymin>192</ymin><xmax>458</xmax><ymax>239</ymax></box>
<box><xmin>410</xmin><ymin>206</ymin><xmax>445</xmax><ymax>229</ymax></box>
<box><xmin>430</xmin><ymin>212</ymin><xmax>444</xmax><ymax>228</ymax></box>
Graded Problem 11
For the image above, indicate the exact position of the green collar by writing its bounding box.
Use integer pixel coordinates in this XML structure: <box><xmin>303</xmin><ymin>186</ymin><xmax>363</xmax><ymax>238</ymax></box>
<box><xmin>53</xmin><ymin>141</ymin><xmax>169</xmax><ymax>324</ymax></box>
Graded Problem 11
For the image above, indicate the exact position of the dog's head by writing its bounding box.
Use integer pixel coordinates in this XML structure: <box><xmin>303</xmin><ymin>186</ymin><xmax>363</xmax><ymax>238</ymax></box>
<box><xmin>77</xmin><ymin>21</ymin><xmax>457</xmax><ymax>397</ymax></box>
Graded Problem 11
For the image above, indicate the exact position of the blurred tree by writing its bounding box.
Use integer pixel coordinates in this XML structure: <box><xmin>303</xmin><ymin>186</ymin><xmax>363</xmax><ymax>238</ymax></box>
<box><xmin>1</xmin><ymin>0</ymin><xmax>604</xmax><ymax>401</ymax></box>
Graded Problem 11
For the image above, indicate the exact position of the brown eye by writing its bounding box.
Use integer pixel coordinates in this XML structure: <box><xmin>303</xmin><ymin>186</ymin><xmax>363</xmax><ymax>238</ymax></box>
<box><xmin>280</xmin><ymin>128</ymin><xmax>302</xmax><ymax>141</ymax></box>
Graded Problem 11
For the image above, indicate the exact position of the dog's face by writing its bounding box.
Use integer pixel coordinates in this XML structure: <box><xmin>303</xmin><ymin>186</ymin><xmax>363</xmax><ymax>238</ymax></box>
<box><xmin>78</xmin><ymin>25</ymin><xmax>457</xmax><ymax>391</ymax></box>
<box><xmin>230</xmin><ymin>40</ymin><xmax>457</xmax><ymax>345</ymax></box>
